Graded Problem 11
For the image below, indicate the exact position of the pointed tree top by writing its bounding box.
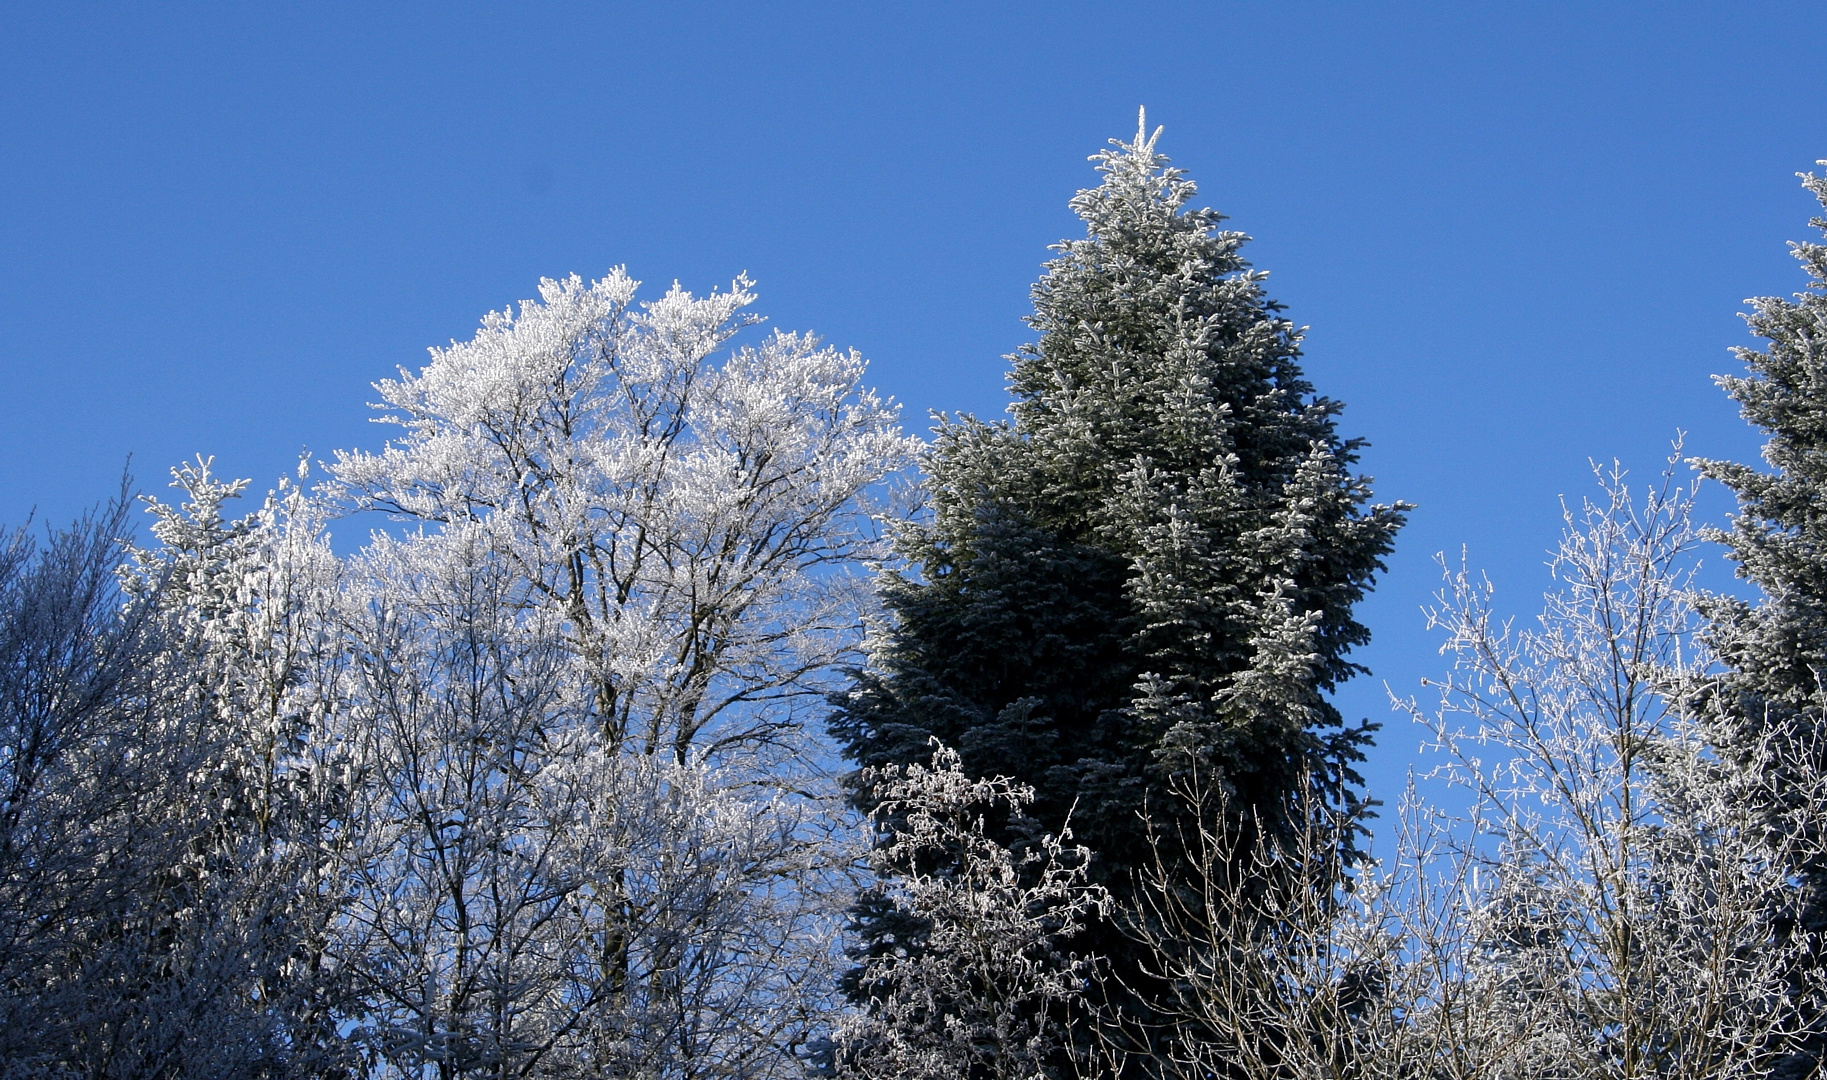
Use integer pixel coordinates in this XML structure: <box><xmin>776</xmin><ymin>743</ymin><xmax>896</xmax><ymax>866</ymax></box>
<box><xmin>1133</xmin><ymin>106</ymin><xmax>1163</xmax><ymax>155</ymax></box>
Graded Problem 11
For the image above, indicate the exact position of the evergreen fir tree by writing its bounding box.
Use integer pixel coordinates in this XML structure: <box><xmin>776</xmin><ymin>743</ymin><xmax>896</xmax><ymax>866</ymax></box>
<box><xmin>1692</xmin><ymin>162</ymin><xmax>1827</xmax><ymax>1080</ymax></box>
<box><xmin>832</xmin><ymin>112</ymin><xmax>1407</xmax><ymax>1070</ymax></box>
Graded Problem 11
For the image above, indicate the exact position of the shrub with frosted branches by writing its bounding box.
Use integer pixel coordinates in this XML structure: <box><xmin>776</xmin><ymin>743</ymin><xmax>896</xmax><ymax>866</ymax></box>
<box><xmin>836</xmin><ymin>743</ymin><xmax>1108</xmax><ymax>1080</ymax></box>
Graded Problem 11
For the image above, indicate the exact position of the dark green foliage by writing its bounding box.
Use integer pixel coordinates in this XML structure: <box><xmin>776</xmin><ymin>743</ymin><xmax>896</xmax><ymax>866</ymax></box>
<box><xmin>832</xmin><ymin>116</ymin><xmax>1406</xmax><ymax>1070</ymax></box>
<box><xmin>1693</xmin><ymin>164</ymin><xmax>1827</xmax><ymax>1080</ymax></box>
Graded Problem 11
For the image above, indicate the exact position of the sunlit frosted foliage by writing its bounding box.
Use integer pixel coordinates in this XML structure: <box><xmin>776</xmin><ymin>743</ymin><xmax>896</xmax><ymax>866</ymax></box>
<box><xmin>1689</xmin><ymin>162</ymin><xmax>1827</xmax><ymax>1079</ymax></box>
<box><xmin>333</xmin><ymin>270</ymin><xmax>918</xmax><ymax>763</ymax></box>
<box><xmin>0</xmin><ymin>468</ymin><xmax>355</xmax><ymax>1076</ymax></box>
<box><xmin>127</xmin><ymin>458</ymin><xmax>354</xmax><ymax>1072</ymax></box>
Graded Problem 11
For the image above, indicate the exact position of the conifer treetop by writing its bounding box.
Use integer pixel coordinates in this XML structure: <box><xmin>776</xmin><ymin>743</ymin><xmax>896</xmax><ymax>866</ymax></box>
<box><xmin>1011</xmin><ymin>108</ymin><xmax>1334</xmax><ymax>513</ymax></box>
<box><xmin>1699</xmin><ymin>163</ymin><xmax>1827</xmax><ymax>612</ymax></box>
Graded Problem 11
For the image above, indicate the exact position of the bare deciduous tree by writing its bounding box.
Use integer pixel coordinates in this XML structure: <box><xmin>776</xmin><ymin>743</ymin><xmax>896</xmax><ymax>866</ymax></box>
<box><xmin>329</xmin><ymin>523</ymin><xmax>839</xmax><ymax>1078</ymax></box>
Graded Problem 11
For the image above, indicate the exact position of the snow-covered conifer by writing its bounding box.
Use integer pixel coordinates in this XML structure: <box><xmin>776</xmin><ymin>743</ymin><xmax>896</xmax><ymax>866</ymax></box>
<box><xmin>1690</xmin><ymin>162</ymin><xmax>1827</xmax><ymax>1080</ymax></box>
<box><xmin>832</xmin><ymin>111</ymin><xmax>1406</xmax><ymax>1058</ymax></box>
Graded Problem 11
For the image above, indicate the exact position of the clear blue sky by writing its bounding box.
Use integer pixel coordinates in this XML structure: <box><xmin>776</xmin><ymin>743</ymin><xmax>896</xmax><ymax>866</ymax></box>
<box><xmin>4</xmin><ymin>3</ymin><xmax>1825</xmax><ymax>808</ymax></box>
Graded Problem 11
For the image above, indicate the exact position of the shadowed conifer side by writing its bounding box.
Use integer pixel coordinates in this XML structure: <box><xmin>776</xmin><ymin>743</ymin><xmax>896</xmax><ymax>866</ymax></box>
<box><xmin>1692</xmin><ymin>163</ymin><xmax>1827</xmax><ymax>1080</ymax></box>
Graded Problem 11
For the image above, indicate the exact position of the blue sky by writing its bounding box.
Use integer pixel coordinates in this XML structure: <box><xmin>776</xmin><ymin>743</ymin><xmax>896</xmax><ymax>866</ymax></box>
<box><xmin>4</xmin><ymin>3</ymin><xmax>1826</xmax><ymax>807</ymax></box>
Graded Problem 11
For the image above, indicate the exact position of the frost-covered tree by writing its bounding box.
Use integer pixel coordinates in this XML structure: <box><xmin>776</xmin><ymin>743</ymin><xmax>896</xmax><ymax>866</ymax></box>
<box><xmin>1394</xmin><ymin>458</ymin><xmax>1826</xmax><ymax>1080</ymax></box>
<box><xmin>117</xmin><ymin>459</ymin><xmax>353</xmax><ymax>1073</ymax></box>
<box><xmin>0</xmin><ymin>267</ymin><xmax>912</xmax><ymax>1076</ymax></box>
<box><xmin>318</xmin><ymin>271</ymin><xmax>910</xmax><ymax>1077</ymax></box>
<box><xmin>831</xmin><ymin>112</ymin><xmax>1406</xmax><ymax>1057</ymax></box>
<box><xmin>128</xmin><ymin>457</ymin><xmax>347</xmax><ymax>844</ymax></box>
<box><xmin>1690</xmin><ymin>162</ymin><xmax>1827</xmax><ymax>1080</ymax></box>
<box><xmin>835</xmin><ymin>744</ymin><xmax>1107</xmax><ymax>1080</ymax></box>
<box><xmin>332</xmin><ymin>269</ymin><xmax>916</xmax><ymax>765</ymax></box>
<box><xmin>0</xmin><ymin>476</ymin><xmax>350</xmax><ymax>1077</ymax></box>
<box><xmin>329</xmin><ymin>523</ymin><xmax>836</xmax><ymax>1078</ymax></box>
